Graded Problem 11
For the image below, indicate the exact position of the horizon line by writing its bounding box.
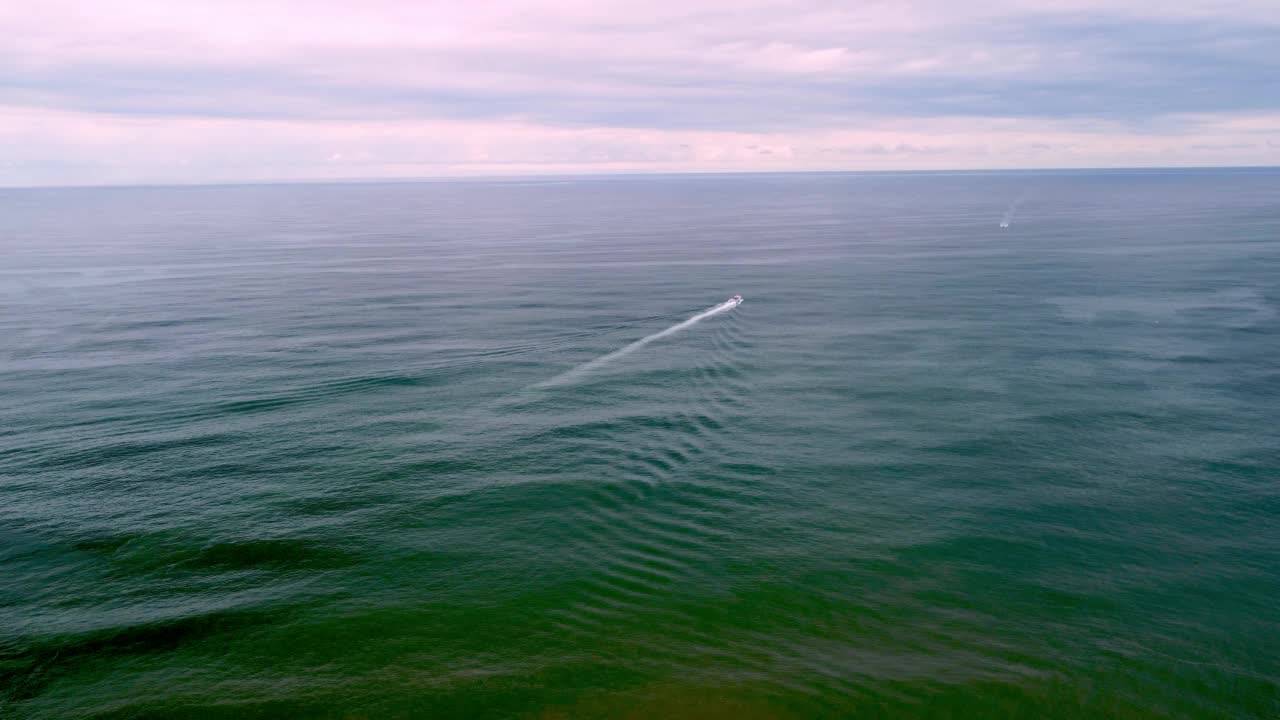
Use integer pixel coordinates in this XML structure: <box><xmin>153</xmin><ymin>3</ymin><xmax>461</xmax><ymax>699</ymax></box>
<box><xmin>3</xmin><ymin>163</ymin><xmax>1279</xmax><ymax>192</ymax></box>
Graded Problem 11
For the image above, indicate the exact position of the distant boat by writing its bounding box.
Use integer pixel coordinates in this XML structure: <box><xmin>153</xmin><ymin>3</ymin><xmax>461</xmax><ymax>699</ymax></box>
<box><xmin>999</xmin><ymin>221</ymin><xmax>1010</xmax><ymax>228</ymax></box>
<box><xmin>728</xmin><ymin>294</ymin><xmax>744</xmax><ymax>305</ymax></box>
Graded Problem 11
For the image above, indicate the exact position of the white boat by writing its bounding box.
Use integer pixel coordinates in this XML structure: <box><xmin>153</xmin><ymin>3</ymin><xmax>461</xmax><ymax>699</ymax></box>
<box><xmin>728</xmin><ymin>294</ymin><xmax>744</xmax><ymax>305</ymax></box>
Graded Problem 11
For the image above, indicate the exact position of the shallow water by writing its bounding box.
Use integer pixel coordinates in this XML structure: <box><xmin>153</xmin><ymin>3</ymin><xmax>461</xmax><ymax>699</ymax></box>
<box><xmin>2</xmin><ymin>170</ymin><xmax>1278</xmax><ymax>718</ymax></box>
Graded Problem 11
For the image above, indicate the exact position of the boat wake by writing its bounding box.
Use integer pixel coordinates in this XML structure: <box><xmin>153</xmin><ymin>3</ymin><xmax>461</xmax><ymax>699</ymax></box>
<box><xmin>536</xmin><ymin>296</ymin><xmax>743</xmax><ymax>388</ymax></box>
<box><xmin>1000</xmin><ymin>190</ymin><xmax>1030</xmax><ymax>228</ymax></box>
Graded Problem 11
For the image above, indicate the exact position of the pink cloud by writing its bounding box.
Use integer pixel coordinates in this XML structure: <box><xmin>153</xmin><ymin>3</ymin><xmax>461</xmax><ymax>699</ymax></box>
<box><xmin>1</xmin><ymin>0</ymin><xmax>1278</xmax><ymax>184</ymax></box>
<box><xmin>2</xmin><ymin>104</ymin><xmax>1277</xmax><ymax>186</ymax></box>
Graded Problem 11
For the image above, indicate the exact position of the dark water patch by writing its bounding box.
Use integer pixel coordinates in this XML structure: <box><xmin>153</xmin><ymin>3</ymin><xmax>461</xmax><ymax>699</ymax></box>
<box><xmin>0</xmin><ymin>605</ymin><xmax>289</xmax><ymax>708</ymax></box>
<box><xmin>43</xmin><ymin>529</ymin><xmax>363</xmax><ymax>585</ymax></box>
<box><xmin>216</xmin><ymin>374</ymin><xmax>431</xmax><ymax>414</ymax></box>
<box><xmin>180</xmin><ymin>538</ymin><xmax>360</xmax><ymax>572</ymax></box>
<box><xmin>101</xmin><ymin>316</ymin><xmax>226</xmax><ymax>332</ymax></box>
<box><xmin>62</xmin><ymin>337</ymin><xmax>167</xmax><ymax>354</ymax></box>
<box><xmin>70</xmin><ymin>535</ymin><xmax>137</xmax><ymax>556</ymax></box>
<box><xmin>26</xmin><ymin>431</ymin><xmax>246</xmax><ymax>472</ymax></box>
<box><xmin>217</xmin><ymin>397</ymin><xmax>302</xmax><ymax>414</ymax></box>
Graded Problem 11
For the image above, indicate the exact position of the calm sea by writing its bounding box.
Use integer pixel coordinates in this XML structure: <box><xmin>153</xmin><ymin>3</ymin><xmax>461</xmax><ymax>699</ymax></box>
<box><xmin>2</xmin><ymin>170</ymin><xmax>1278</xmax><ymax>718</ymax></box>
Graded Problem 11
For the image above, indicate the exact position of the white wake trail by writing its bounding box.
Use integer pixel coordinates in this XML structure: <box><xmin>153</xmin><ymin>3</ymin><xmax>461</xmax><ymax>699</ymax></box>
<box><xmin>1000</xmin><ymin>189</ymin><xmax>1031</xmax><ymax>228</ymax></box>
<box><xmin>537</xmin><ymin>299</ymin><xmax>740</xmax><ymax>388</ymax></box>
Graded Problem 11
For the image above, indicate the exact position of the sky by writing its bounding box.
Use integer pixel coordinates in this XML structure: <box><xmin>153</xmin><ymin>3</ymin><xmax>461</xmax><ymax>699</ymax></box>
<box><xmin>2</xmin><ymin>0</ymin><xmax>1279</xmax><ymax>186</ymax></box>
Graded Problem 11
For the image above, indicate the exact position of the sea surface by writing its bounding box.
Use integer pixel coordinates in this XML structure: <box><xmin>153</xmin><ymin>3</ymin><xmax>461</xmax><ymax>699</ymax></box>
<box><xmin>2</xmin><ymin>170</ymin><xmax>1278</xmax><ymax>719</ymax></box>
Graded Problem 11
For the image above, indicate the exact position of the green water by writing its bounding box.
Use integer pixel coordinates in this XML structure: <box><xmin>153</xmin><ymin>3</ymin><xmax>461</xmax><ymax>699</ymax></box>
<box><xmin>2</xmin><ymin>171</ymin><xmax>1278</xmax><ymax>718</ymax></box>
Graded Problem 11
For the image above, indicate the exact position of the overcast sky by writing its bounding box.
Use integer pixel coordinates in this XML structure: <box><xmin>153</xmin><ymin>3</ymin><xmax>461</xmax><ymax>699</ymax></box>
<box><xmin>3</xmin><ymin>0</ymin><xmax>1279</xmax><ymax>185</ymax></box>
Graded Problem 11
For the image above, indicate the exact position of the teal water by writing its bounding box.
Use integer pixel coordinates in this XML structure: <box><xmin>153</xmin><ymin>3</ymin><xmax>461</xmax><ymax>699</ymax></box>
<box><xmin>2</xmin><ymin>171</ymin><xmax>1278</xmax><ymax>718</ymax></box>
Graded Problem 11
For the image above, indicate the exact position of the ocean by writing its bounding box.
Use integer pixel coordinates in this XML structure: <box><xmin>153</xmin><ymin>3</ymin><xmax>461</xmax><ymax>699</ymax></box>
<box><xmin>2</xmin><ymin>170</ymin><xmax>1278</xmax><ymax>718</ymax></box>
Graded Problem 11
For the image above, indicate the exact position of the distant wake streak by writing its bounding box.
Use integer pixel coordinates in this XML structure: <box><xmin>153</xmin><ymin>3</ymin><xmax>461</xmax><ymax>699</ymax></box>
<box><xmin>1000</xmin><ymin>190</ymin><xmax>1031</xmax><ymax>228</ymax></box>
<box><xmin>537</xmin><ymin>300</ymin><xmax>740</xmax><ymax>387</ymax></box>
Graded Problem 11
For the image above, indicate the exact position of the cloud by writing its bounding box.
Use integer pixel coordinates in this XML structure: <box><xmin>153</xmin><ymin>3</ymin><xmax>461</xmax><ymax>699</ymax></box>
<box><xmin>3</xmin><ymin>104</ymin><xmax>1277</xmax><ymax>186</ymax></box>
<box><xmin>0</xmin><ymin>0</ymin><xmax>1278</xmax><ymax>184</ymax></box>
